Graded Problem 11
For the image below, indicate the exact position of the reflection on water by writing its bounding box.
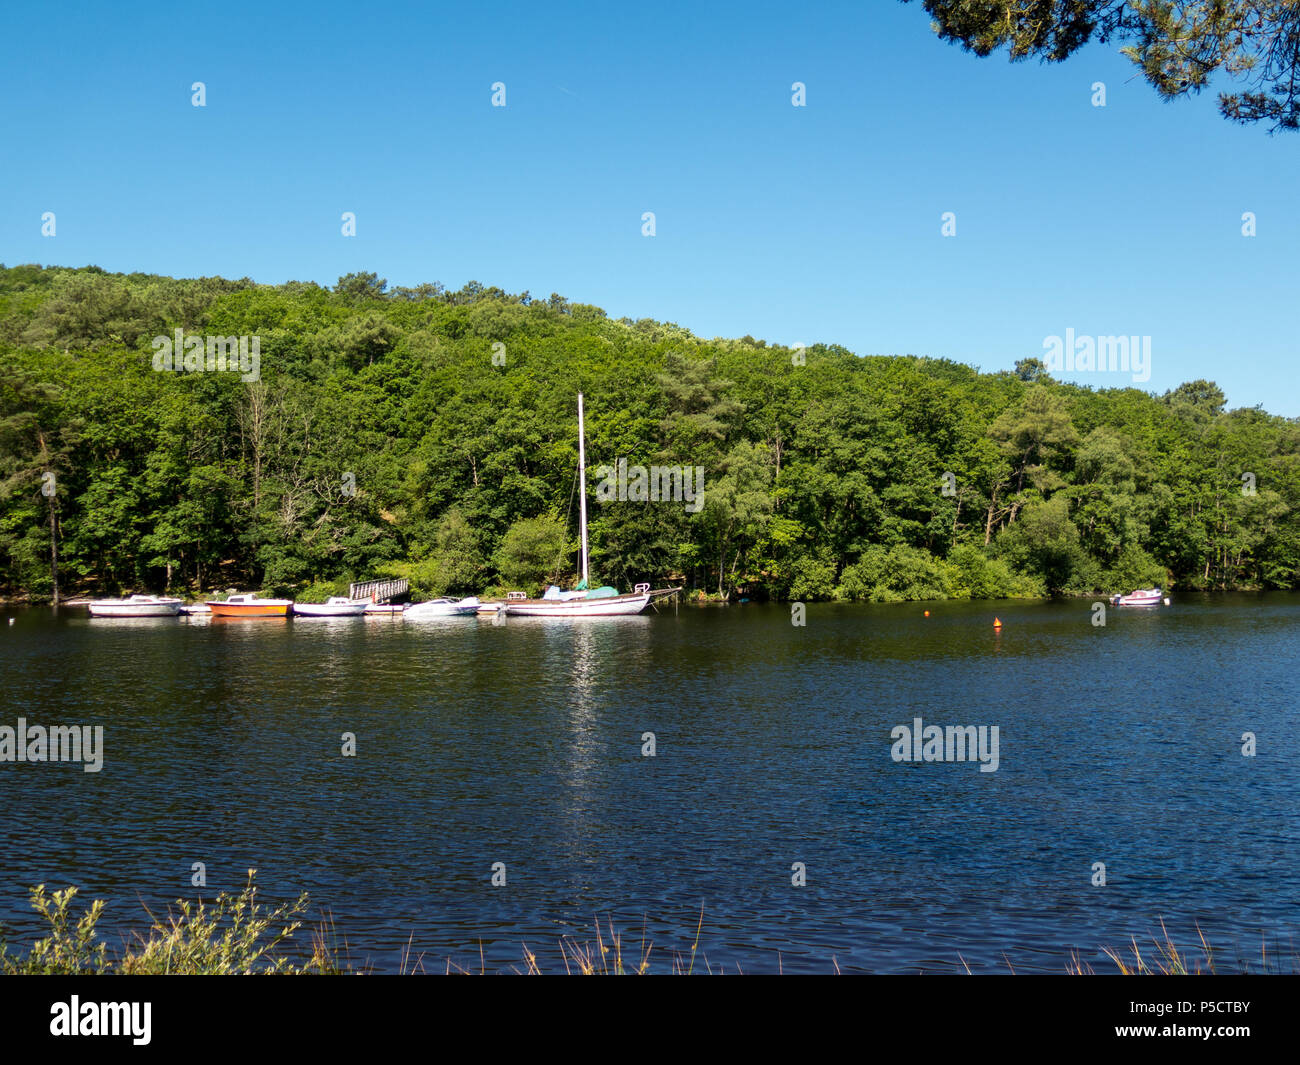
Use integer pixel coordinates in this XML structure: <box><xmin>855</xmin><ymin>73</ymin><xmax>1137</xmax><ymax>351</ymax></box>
<box><xmin>83</xmin><ymin>616</ymin><xmax>180</xmax><ymax>629</ymax></box>
<box><xmin>1</xmin><ymin>595</ymin><xmax>1299</xmax><ymax>973</ymax></box>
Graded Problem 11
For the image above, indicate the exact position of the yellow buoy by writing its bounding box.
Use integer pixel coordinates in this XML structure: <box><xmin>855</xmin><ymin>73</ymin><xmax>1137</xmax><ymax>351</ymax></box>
<box><xmin>993</xmin><ymin>617</ymin><xmax>1002</xmax><ymax>628</ymax></box>
<box><xmin>923</xmin><ymin>610</ymin><xmax>930</xmax><ymax>617</ymax></box>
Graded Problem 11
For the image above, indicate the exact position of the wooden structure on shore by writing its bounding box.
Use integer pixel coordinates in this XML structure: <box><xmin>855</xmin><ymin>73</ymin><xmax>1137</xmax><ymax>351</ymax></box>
<box><xmin>348</xmin><ymin>578</ymin><xmax>409</xmax><ymax>603</ymax></box>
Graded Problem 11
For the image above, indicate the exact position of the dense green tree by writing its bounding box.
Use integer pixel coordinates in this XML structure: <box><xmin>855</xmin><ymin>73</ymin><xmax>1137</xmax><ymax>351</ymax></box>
<box><xmin>334</xmin><ymin>272</ymin><xmax>388</xmax><ymax>302</ymax></box>
<box><xmin>0</xmin><ymin>371</ymin><xmax>79</xmax><ymax>597</ymax></box>
<box><xmin>1014</xmin><ymin>357</ymin><xmax>1050</xmax><ymax>383</ymax></box>
<box><xmin>493</xmin><ymin>515</ymin><xmax>571</xmax><ymax>591</ymax></box>
<box><xmin>996</xmin><ymin>495</ymin><xmax>1088</xmax><ymax>593</ymax></box>
<box><xmin>430</xmin><ymin>508</ymin><xmax>486</xmax><ymax>593</ymax></box>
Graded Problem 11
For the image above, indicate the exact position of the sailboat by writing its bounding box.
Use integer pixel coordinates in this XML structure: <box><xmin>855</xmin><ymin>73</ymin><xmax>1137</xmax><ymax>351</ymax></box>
<box><xmin>501</xmin><ymin>394</ymin><xmax>677</xmax><ymax>618</ymax></box>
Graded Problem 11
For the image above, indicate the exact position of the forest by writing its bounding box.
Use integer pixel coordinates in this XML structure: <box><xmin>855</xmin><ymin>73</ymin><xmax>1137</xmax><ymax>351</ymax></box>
<box><xmin>1</xmin><ymin>263</ymin><xmax>1296</xmax><ymax>603</ymax></box>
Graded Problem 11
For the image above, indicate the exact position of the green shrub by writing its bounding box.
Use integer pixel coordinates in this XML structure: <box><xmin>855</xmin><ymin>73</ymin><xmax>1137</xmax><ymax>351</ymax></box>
<box><xmin>493</xmin><ymin>515</ymin><xmax>570</xmax><ymax>591</ymax></box>
<box><xmin>837</xmin><ymin>544</ymin><xmax>951</xmax><ymax>602</ymax></box>
<box><xmin>296</xmin><ymin>579</ymin><xmax>349</xmax><ymax>604</ymax></box>
<box><xmin>0</xmin><ymin>885</ymin><xmax>108</xmax><ymax>974</ymax></box>
<box><xmin>1102</xmin><ymin>545</ymin><xmax>1168</xmax><ymax>594</ymax></box>
<box><xmin>0</xmin><ymin>873</ymin><xmax>339</xmax><ymax>975</ymax></box>
<box><xmin>788</xmin><ymin>552</ymin><xmax>836</xmax><ymax>601</ymax></box>
<box><xmin>944</xmin><ymin>543</ymin><xmax>1040</xmax><ymax>599</ymax></box>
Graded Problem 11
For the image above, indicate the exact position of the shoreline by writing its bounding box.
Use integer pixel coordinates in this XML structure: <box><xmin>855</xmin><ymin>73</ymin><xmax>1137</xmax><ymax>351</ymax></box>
<box><xmin>0</xmin><ymin>588</ymin><xmax>1282</xmax><ymax>609</ymax></box>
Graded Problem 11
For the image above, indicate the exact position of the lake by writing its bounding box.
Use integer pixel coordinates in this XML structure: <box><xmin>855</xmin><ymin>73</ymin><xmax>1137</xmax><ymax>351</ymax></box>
<box><xmin>1</xmin><ymin>594</ymin><xmax>1297</xmax><ymax>973</ymax></box>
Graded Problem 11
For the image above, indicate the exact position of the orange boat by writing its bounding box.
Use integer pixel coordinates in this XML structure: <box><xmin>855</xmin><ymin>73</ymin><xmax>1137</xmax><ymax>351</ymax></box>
<box><xmin>205</xmin><ymin>593</ymin><xmax>293</xmax><ymax>617</ymax></box>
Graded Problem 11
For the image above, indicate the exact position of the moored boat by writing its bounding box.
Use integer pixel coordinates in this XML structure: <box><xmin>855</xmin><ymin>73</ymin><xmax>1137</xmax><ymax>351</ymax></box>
<box><xmin>503</xmin><ymin>585</ymin><xmax>658</xmax><ymax>617</ymax></box>
<box><xmin>205</xmin><ymin>593</ymin><xmax>293</xmax><ymax>617</ymax></box>
<box><xmin>477</xmin><ymin>592</ymin><xmax>527</xmax><ymax>615</ymax></box>
<box><xmin>87</xmin><ymin>594</ymin><xmax>183</xmax><ymax>618</ymax></box>
<box><xmin>405</xmin><ymin>597</ymin><xmax>480</xmax><ymax>618</ymax></box>
<box><xmin>1110</xmin><ymin>587</ymin><xmax>1168</xmax><ymax>606</ymax></box>
<box><xmin>494</xmin><ymin>394</ymin><xmax>678</xmax><ymax>619</ymax></box>
<box><xmin>294</xmin><ymin>596</ymin><xmax>368</xmax><ymax>617</ymax></box>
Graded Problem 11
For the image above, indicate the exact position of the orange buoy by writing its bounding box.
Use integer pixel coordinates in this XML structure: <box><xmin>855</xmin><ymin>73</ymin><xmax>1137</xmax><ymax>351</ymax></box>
<box><xmin>993</xmin><ymin>617</ymin><xmax>1002</xmax><ymax>629</ymax></box>
<box><xmin>923</xmin><ymin>610</ymin><xmax>930</xmax><ymax>617</ymax></box>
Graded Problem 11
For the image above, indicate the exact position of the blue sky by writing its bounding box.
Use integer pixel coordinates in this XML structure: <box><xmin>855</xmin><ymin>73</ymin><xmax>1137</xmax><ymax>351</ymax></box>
<box><xmin>2</xmin><ymin>1</ymin><xmax>1296</xmax><ymax>414</ymax></box>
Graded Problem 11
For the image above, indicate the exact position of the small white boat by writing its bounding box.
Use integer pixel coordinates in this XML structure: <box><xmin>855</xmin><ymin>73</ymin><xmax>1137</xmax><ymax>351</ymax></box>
<box><xmin>87</xmin><ymin>594</ymin><xmax>183</xmax><ymax>618</ymax></box>
<box><xmin>405</xmin><ymin>597</ymin><xmax>480</xmax><ymax>618</ymax></box>
<box><xmin>294</xmin><ymin>596</ymin><xmax>368</xmax><ymax>617</ymax></box>
<box><xmin>179</xmin><ymin>603</ymin><xmax>211</xmax><ymax>615</ymax></box>
<box><xmin>1111</xmin><ymin>587</ymin><xmax>1168</xmax><ymax>607</ymax></box>
<box><xmin>477</xmin><ymin>591</ymin><xmax>527</xmax><ymax>615</ymax></box>
<box><xmin>364</xmin><ymin>602</ymin><xmax>407</xmax><ymax>616</ymax></box>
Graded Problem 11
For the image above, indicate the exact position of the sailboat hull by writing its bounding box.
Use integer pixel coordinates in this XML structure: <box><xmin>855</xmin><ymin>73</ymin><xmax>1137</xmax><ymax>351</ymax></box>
<box><xmin>503</xmin><ymin>593</ymin><xmax>652</xmax><ymax>617</ymax></box>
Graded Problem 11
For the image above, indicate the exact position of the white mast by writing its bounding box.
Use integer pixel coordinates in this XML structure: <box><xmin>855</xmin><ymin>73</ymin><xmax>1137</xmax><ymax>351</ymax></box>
<box><xmin>577</xmin><ymin>392</ymin><xmax>590</xmax><ymax>588</ymax></box>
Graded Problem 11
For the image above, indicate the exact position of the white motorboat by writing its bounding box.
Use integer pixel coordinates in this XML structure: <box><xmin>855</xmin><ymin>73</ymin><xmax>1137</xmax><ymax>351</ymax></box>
<box><xmin>87</xmin><ymin>594</ymin><xmax>183</xmax><ymax>618</ymax></box>
<box><xmin>1110</xmin><ymin>587</ymin><xmax>1168</xmax><ymax>607</ymax></box>
<box><xmin>294</xmin><ymin>596</ymin><xmax>368</xmax><ymax>617</ymax></box>
<box><xmin>364</xmin><ymin>602</ymin><xmax>407</xmax><ymax>616</ymax></box>
<box><xmin>405</xmin><ymin>597</ymin><xmax>480</xmax><ymax>618</ymax></box>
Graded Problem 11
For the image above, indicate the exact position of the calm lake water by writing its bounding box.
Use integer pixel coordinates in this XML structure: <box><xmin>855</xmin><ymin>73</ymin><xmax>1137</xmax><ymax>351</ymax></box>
<box><xmin>1</xmin><ymin>594</ymin><xmax>1298</xmax><ymax>973</ymax></box>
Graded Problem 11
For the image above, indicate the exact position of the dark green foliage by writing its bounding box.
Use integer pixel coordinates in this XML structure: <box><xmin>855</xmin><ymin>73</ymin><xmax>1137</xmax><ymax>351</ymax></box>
<box><xmin>493</xmin><ymin>515</ymin><xmax>570</xmax><ymax>591</ymax></box>
<box><xmin>0</xmin><ymin>263</ymin><xmax>1296</xmax><ymax>603</ymax></box>
<box><xmin>904</xmin><ymin>1</ymin><xmax>1300</xmax><ymax>132</ymax></box>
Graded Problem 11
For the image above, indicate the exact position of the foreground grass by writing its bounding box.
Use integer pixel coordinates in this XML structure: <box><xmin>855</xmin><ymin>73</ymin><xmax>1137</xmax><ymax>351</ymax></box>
<box><xmin>0</xmin><ymin>872</ymin><xmax>345</xmax><ymax>975</ymax></box>
<box><xmin>1</xmin><ymin>875</ymin><xmax>1293</xmax><ymax>974</ymax></box>
<box><xmin>1065</xmin><ymin>917</ymin><xmax>1298</xmax><ymax>976</ymax></box>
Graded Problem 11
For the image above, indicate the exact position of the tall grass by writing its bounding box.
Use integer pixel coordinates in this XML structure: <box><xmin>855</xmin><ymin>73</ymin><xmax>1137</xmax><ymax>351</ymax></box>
<box><xmin>1068</xmin><ymin>918</ymin><xmax>1299</xmax><ymax>975</ymax></box>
